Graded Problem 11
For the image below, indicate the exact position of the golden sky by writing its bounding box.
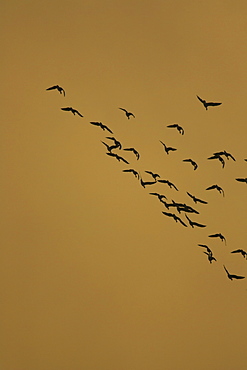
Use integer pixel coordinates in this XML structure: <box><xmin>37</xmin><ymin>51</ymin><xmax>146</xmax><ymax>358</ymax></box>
<box><xmin>1</xmin><ymin>1</ymin><xmax>247</xmax><ymax>369</ymax></box>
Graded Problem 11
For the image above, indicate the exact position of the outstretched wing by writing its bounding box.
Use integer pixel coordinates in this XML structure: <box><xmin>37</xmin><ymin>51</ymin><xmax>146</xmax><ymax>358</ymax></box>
<box><xmin>74</xmin><ymin>110</ymin><xmax>83</xmax><ymax>117</ymax></box>
<box><xmin>207</xmin><ymin>102</ymin><xmax>222</xmax><ymax>107</ymax></box>
<box><xmin>119</xmin><ymin>107</ymin><xmax>127</xmax><ymax>113</ymax></box>
<box><xmin>61</xmin><ymin>107</ymin><xmax>72</xmax><ymax>112</ymax></box>
<box><xmin>46</xmin><ymin>85</ymin><xmax>57</xmax><ymax>91</ymax></box>
<box><xmin>197</xmin><ymin>95</ymin><xmax>205</xmax><ymax>104</ymax></box>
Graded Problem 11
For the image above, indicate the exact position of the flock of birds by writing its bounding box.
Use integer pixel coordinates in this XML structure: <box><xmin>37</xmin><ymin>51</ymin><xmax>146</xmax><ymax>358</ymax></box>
<box><xmin>46</xmin><ymin>84</ymin><xmax>247</xmax><ymax>282</ymax></box>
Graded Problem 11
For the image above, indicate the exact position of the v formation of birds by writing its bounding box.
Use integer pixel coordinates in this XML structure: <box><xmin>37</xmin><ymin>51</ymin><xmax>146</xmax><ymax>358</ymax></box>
<box><xmin>46</xmin><ymin>85</ymin><xmax>247</xmax><ymax>282</ymax></box>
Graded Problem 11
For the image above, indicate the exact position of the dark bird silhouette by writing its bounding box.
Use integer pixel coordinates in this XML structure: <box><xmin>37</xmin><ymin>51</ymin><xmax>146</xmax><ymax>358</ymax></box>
<box><xmin>160</xmin><ymin>141</ymin><xmax>177</xmax><ymax>154</ymax></box>
<box><xmin>158</xmin><ymin>179</ymin><xmax>179</xmax><ymax>191</ymax></box>
<box><xmin>149</xmin><ymin>192</ymin><xmax>167</xmax><ymax>204</ymax></box>
<box><xmin>236</xmin><ymin>178</ymin><xmax>247</xmax><ymax>184</ymax></box>
<box><xmin>123</xmin><ymin>147</ymin><xmax>140</xmax><ymax>160</ymax></box>
<box><xmin>244</xmin><ymin>159</ymin><xmax>247</xmax><ymax>162</ymax></box>
<box><xmin>162</xmin><ymin>212</ymin><xmax>187</xmax><ymax>227</ymax></box>
<box><xmin>140</xmin><ymin>177</ymin><xmax>157</xmax><ymax>188</ymax></box>
<box><xmin>198</xmin><ymin>244</ymin><xmax>212</xmax><ymax>254</ymax></box>
<box><xmin>123</xmin><ymin>169</ymin><xmax>139</xmax><ymax>179</ymax></box>
<box><xmin>213</xmin><ymin>150</ymin><xmax>236</xmax><ymax>161</ymax></box>
<box><xmin>90</xmin><ymin>121</ymin><xmax>113</xmax><ymax>133</ymax></box>
<box><xmin>187</xmin><ymin>192</ymin><xmax>208</xmax><ymax>204</ymax></box>
<box><xmin>46</xmin><ymin>85</ymin><xmax>65</xmax><ymax>96</ymax></box>
<box><xmin>223</xmin><ymin>265</ymin><xmax>245</xmax><ymax>280</ymax></box>
<box><xmin>206</xmin><ymin>184</ymin><xmax>224</xmax><ymax>197</ymax></box>
<box><xmin>61</xmin><ymin>107</ymin><xmax>83</xmax><ymax>117</ymax></box>
<box><xmin>231</xmin><ymin>249</ymin><xmax>247</xmax><ymax>259</ymax></box>
<box><xmin>101</xmin><ymin>141</ymin><xmax>117</xmax><ymax>153</ymax></box>
<box><xmin>183</xmin><ymin>158</ymin><xmax>198</xmax><ymax>170</ymax></box>
<box><xmin>204</xmin><ymin>251</ymin><xmax>217</xmax><ymax>263</ymax></box>
<box><xmin>145</xmin><ymin>171</ymin><xmax>160</xmax><ymax>181</ymax></box>
<box><xmin>119</xmin><ymin>108</ymin><xmax>135</xmax><ymax>119</ymax></box>
<box><xmin>196</xmin><ymin>95</ymin><xmax>222</xmax><ymax>110</ymax></box>
<box><xmin>208</xmin><ymin>233</ymin><xmax>226</xmax><ymax>245</ymax></box>
<box><xmin>169</xmin><ymin>201</ymin><xmax>199</xmax><ymax>214</ymax></box>
<box><xmin>106</xmin><ymin>152</ymin><xmax>129</xmax><ymax>164</ymax></box>
<box><xmin>185</xmin><ymin>214</ymin><xmax>206</xmax><ymax>228</ymax></box>
<box><xmin>167</xmin><ymin>124</ymin><xmax>184</xmax><ymax>135</ymax></box>
<box><xmin>208</xmin><ymin>154</ymin><xmax>225</xmax><ymax>168</ymax></box>
<box><xmin>105</xmin><ymin>136</ymin><xmax>122</xmax><ymax>149</ymax></box>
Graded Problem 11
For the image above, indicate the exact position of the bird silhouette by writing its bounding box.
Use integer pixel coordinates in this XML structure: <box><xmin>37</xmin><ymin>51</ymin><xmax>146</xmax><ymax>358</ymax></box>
<box><xmin>123</xmin><ymin>147</ymin><xmax>140</xmax><ymax>160</ymax></box>
<box><xmin>90</xmin><ymin>121</ymin><xmax>113</xmax><ymax>133</ymax></box>
<box><xmin>198</xmin><ymin>244</ymin><xmax>212</xmax><ymax>254</ymax></box>
<box><xmin>167</xmin><ymin>124</ymin><xmax>184</xmax><ymax>135</ymax></box>
<box><xmin>46</xmin><ymin>85</ymin><xmax>65</xmax><ymax>96</ymax></box>
<box><xmin>185</xmin><ymin>214</ymin><xmax>206</xmax><ymax>228</ymax></box>
<box><xmin>198</xmin><ymin>244</ymin><xmax>217</xmax><ymax>263</ymax></box>
<box><xmin>149</xmin><ymin>192</ymin><xmax>167</xmax><ymax>203</ymax></box>
<box><xmin>61</xmin><ymin>107</ymin><xmax>83</xmax><ymax>117</ymax></box>
<box><xmin>140</xmin><ymin>177</ymin><xmax>157</xmax><ymax>188</ymax></box>
<box><xmin>183</xmin><ymin>158</ymin><xmax>198</xmax><ymax>170</ymax></box>
<box><xmin>196</xmin><ymin>95</ymin><xmax>222</xmax><ymax>110</ymax></box>
<box><xmin>105</xmin><ymin>137</ymin><xmax>122</xmax><ymax>149</ymax></box>
<box><xmin>223</xmin><ymin>265</ymin><xmax>245</xmax><ymax>280</ymax></box>
<box><xmin>231</xmin><ymin>249</ymin><xmax>247</xmax><ymax>259</ymax></box>
<box><xmin>207</xmin><ymin>154</ymin><xmax>225</xmax><ymax>168</ymax></box>
<box><xmin>119</xmin><ymin>108</ymin><xmax>135</xmax><ymax>119</ymax></box>
<box><xmin>169</xmin><ymin>201</ymin><xmax>199</xmax><ymax>214</ymax></box>
<box><xmin>162</xmin><ymin>212</ymin><xmax>187</xmax><ymax>227</ymax></box>
<box><xmin>122</xmin><ymin>169</ymin><xmax>140</xmax><ymax>179</ymax></box>
<box><xmin>160</xmin><ymin>141</ymin><xmax>177</xmax><ymax>154</ymax></box>
<box><xmin>208</xmin><ymin>233</ymin><xmax>226</xmax><ymax>245</ymax></box>
<box><xmin>206</xmin><ymin>184</ymin><xmax>224</xmax><ymax>196</ymax></box>
<box><xmin>158</xmin><ymin>179</ymin><xmax>179</xmax><ymax>191</ymax></box>
<box><xmin>236</xmin><ymin>178</ymin><xmax>247</xmax><ymax>184</ymax></box>
<box><xmin>101</xmin><ymin>141</ymin><xmax>117</xmax><ymax>153</ymax></box>
<box><xmin>106</xmin><ymin>152</ymin><xmax>129</xmax><ymax>164</ymax></box>
<box><xmin>186</xmin><ymin>192</ymin><xmax>208</xmax><ymax>204</ymax></box>
<box><xmin>145</xmin><ymin>171</ymin><xmax>160</xmax><ymax>181</ymax></box>
<box><xmin>213</xmin><ymin>150</ymin><xmax>236</xmax><ymax>161</ymax></box>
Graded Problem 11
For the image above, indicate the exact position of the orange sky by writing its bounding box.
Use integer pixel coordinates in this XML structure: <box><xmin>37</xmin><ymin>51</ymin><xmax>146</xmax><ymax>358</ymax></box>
<box><xmin>1</xmin><ymin>1</ymin><xmax>247</xmax><ymax>369</ymax></box>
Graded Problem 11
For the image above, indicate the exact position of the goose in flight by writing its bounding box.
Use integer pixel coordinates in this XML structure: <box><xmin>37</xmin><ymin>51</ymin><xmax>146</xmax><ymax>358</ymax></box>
<box><xmin>160</xmin><ymin>141</ymin><xmax>177</xmax><ymax>154</ymax></box>
<box><xmin>169</xmin><ymin>201</ymin><xmax>199</xmax><ymax>214</ymax></box>
<box><xmin>196</xmin><ymin>95</ymin><xmax>222</xmax><ymax>110</ymax></box>
<box><xmin>101</xmin><ymin>141</ymin><xmax>117</xmax><ymax>153</ymax></box>
<box><xmin>185</xmin><ymin>214</ymin><xmax>206</xmax><ymax>228</ymax></box>
<box><xmin>198</xmin><ymin>245</ymin><xmax>216</xmax><ymax>263</ymax></box>
<box><xmin>106</xmin><ymin>152</ymin><xmax>129</xmax><ymax>164</ymax></box>
<box><xmin>61</xmin><ymin>107</ymin><xmax>83</xmax><ymax>117</ymax></box>
<box><xmin>213</xmin><ymin>150</ymin><xmax>236</xmax><ymax>161</ymax></box>
<box><xmin>90</xmin><ymin>121</ymin><xmax>113</xmax><ymax>133</ymax></box>
<box><xmin>106</xmin><ymin>137</ymin><xmax>122</xmax><ymax>149</ymax></box>
<box><xmin>223</xmin><ymin>265</ymin><xmax>245</xmax><ymax>280</ymax></box>
<box><xmin>149</xmin><ymin>192</ymin><xmax>167</xmax><ymax>203</ymax></box>
<box><xmin>236</xmin><ymin>177</ymin><xmax>247</xmax><ymax>184</ymax></box>
<box><xmin>123</xmin><ymin>147</ymin><xmax>140</xmax><ymax>160</ymax></box>
<box><xmin>206</xmin><ymin>184</ymin><xmax>224</xmax><ymax>196</ymax></box>
<box><xmin>162</xmin><ymin>212</ymin><xmax>187</xmax><ymax>227</ymax></box>
<box><xmin>140</xmin><ymin>177</ymin><xmax>157</xmax><ymax>188</ymax></box>
<box><xmin>122</xmin><ymin>169</ymin><xmax>140</xmax><ymax>179</ymax></box>
<box><xmin>186</xmin><ymin>192</ymin><xmax>208</xmax><ymax>204</ymax></box>
<box><xmin>145</xmin><ymin>171</ymin><xmax>160</xmax><ymax>181</ymax></box>
<box><xmin>231</xmin><ymin>249</ymin><xmax>247</xmax><ymax>259</ymax></box>
<box><xmin>158</xmin><ymin>179</ymin><xmax>179</xmax><ymax>191</ymax></box>
<box><xmin>183</xmin><ymin>158</ymin><xmax>198</xmax><ymax>170</ymax></box>
<box><xmin>119</xmin><ymin>108</ymin><xmax>135</xmax><ymax>119</ymax></box>
<box><xmin>208</xmin><ymin>154</ymin><xmax>225</xmax><ymax>168</ymax></box>
<box><xmin>167</xmin><ymin>124</ymin><xmax>184</xmax><ymax>135</ymax></box>
<box><xmin>208</xmin><ymin>233</ymin><xmax>226</xmax><ymax>245</ymax></box>
<box><xmin>46</xmin><ymin>85</ymin><xmax>65</xmax><ymax>96</ymax></box>
<box><xmin>198</xmin><ymin>244</ymin><xmax>213</xmax><ymax>254</ymax></box>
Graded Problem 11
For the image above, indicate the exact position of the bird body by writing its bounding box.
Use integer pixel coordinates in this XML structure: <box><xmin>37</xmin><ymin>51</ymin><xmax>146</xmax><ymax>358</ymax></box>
<box><xmin>119</xmin><ymin>108</ymin><xmax>135</xmax><ymax>119</ymax></box>
<box><xmin>61</xmin><ymin>107</ymin><xmax>83</xmax><ymax>117</ymax></box>
<box><xmin>46</xmin><ymin>85</ymin><xmax>65</xmax><ymax>96</ymax></box>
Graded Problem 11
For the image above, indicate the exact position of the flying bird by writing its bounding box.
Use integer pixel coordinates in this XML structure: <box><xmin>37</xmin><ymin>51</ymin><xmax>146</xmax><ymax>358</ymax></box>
<box><xmin>186</xmin><ymin>192</ymin><xmax>208</xmax><ymax>204</ymax></box>
<box><xmin>122</xmin><ymin>169</ymin><xmax>140</xmax><ymax>179</ymax></box>
<box><xmin>106</xmin><ymin>152</ymin><xmax>129</xmax><ymax>164</ymax></box>
<box><xmin>236</xmin><ymin>178</ymin><xmax>247</xmax><ymax>184</ymax></box>
<box><xmin>167</xmin><ymin>124</ymin><xmax>184</xmax><ymax>135</ymax></box>
<box><xmin>196</xmin><ymin>95</ymin><xmax>222</xmax><ymax>110</ymax></box>
<box><xmin>183</xmin><ymin>158</ymin><xmax>198</xmax><ymax>170</ymax></box>
<box><xmin>61</xmin><ymin>107</ymin><xmax>83</xmax><ymax>117</ymax></box>
<box><xmin>162</xmin><ymin>212</ymin><xmax>187</xmax><ymax>227</ymax></box>
<box><xmin>185</xmin><ymin>214</ymin><xmax>206</xmax><ymax>228</ymax></box>
<box><xmin>213</xmin><ymin>150</ymin><xmax>236</xmax><ymax>161</ymax></box>
<box><xmin>158</xmin><ymin>179</ymin><xmax>179</xmax><ymax>191</ymax></box>
<box><xmin>145</xmin><ymin>171</ymin><xmax>160</xmax><ymax>181</ymax></box>
<box><xmin>90</xmin><ymin>121</ymin><xmax>113</xmax><ymax>133</ymax></box>
<box><xmin>123</xmin><ymin>147</ymin><xmax>140</xmax><ymax>160</ymax></box>
<box><xmin>198</xmin><ymin>244</ymin><xmax>213</xmax><ymax>254</ymax></box>
<box><xmin>231</xmin><ymin>249</ymin><xmax>247</xmax><ymax>259</ymax></box>
<box><xmin>46</xmin><ymin>85</ymin><xmax>65</xmax><ymax>96</ymax></box>
<box><xmin>206</xmin><ymin>184</ymin><xmax>224</xmax><ymax>196</ymax></box>
<box><xmin>101</xmin><ymin>141</ymin><xmax>117</xmax><ymax>153</ymax></box>
<box><xmin>208</xmin><ymin>154</ymin><xmax>225</xmax><ymax>168</ymax></box>
<box><xmin>119</xmin><ymin>108</ymin><xmax>135</xmax><ymax>119</ymax></box>
<box><xmin>106</xmin><ymin>137</ymin><xmax>122</xmax><ymax>149</ymax></box>
<box><xmin>208</xmin><ymin>233</ymin><xmax>226</xmax><ymax>245</ymax></box>
<box><xmin>149</xmin><ymin>192</ymin><xmax>167</xmax><ymax>203</ymax></box>
<box><xmin>160</xmin><ymin>141</ymin><xmax>177</xmax><ymax>154</ymax></box>
<box><xmin>140</xmin><ymin>177</ymin><xmax>157</xmax><ymax>188</ymax></box>
<box><xmin>223</xmin><ymin>265</ymin><xmax>245</xmax><ymax>280</ymax></box>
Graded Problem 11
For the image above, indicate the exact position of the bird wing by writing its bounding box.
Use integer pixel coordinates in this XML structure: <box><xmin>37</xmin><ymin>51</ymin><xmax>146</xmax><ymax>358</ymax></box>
<box><xmin>74</xmin><ymin>110</ymin><xmax>83</xmax><ymax>117</ymax></box>
<box><xmin>207</xmin><ymin>102</ymin><xmax>222</xmax><ymax>107</ymax></box>
<box><xmin>231</xmin><ymin>274</ymin><xmax>245</xmax><ymax>280</ymax></box>
<box><xmin>197</xmin><ymin>95</ymin><xmax>205</xmax><ymax>103</ymax></box>
<box><xmin>177</xmin><ymin>217</ymin><xmax>187</xmax><ymax>227</ymax></box>
<box><xmin>193</xmin><ymin>222</ymin><xmax>206</xmax><ymax>228</ymax></box>
<box><xmin>197</xmin><ymin>198</ymin><xmax>208</xmax><ymax>204</ymax></box>
<box><xmin>90</xmin><ymin>121</ymin><xmax>100</xmax><ymax>126</ymax></box>
<box><xmin>236</xmin><ymin>178</ymin><xmax>247</xmax><ymax>182</ymax></box>
<box><xmin>206</xmin><ymin>185</ymin><xmax>216</xmax><ymax>190</ymax></box>
<box><xmin>46</xmin><ymin>85</ymin><xmax>57</xmax><ymax>91</ymax></box>
<box><xmin>119</xmin><ymin>108</ymin><xmax>127</xmax><ymax>113</ymax></box>
<box><xmin>167</xmin><ymin>124</ymin><xmax>177</xmax><ymax>128</ymax></box>
<box><xmin>103</xmin><ymin>125</ymin><xmax>113</xmax><ymax>133</ymax></box>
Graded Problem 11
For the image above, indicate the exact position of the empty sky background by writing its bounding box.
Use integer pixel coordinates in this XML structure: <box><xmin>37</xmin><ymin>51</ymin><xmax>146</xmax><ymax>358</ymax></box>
<box><xmin>1</xmin><ymin>1</ymin><xmax>247</xmax><ymax>369</ymax></box>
